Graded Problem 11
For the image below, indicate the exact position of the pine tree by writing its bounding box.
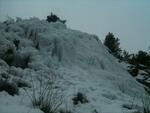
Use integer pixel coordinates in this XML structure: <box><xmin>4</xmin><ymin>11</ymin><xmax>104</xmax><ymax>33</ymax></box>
<box><xmin>46</xmin><ymin>12</ymin><xmax>66</xmax><ymax>24</ymax></box>
<box><xmin>136</xmin><ymin>51</ymin><xmax>150</xmax><ymax>66</ymax></box>
<box><xmin>104</xmin><ymin>32</ymin><xmax>122</xmax><ymax>58</ymax></box>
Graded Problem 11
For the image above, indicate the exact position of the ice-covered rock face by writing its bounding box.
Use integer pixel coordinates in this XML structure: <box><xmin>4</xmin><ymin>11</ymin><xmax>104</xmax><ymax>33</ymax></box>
<box><xmin>0</xmin><ymin>18</ymin><xmax>147</xmax><ymax>113</ymax></box>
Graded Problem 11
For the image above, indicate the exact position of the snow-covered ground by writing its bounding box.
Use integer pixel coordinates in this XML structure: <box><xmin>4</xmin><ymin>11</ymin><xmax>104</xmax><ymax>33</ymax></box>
<box><xmin>0</xmin><ymin>18</ymin><xmax>149</xmax><ymax>113</ymax></box>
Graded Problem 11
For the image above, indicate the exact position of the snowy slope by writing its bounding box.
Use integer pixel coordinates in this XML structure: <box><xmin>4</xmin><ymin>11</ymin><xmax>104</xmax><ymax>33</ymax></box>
<box><xmin>0</xmin><ymin>18</ymin><xmax>148</xmax><ymax>113</ymax></box>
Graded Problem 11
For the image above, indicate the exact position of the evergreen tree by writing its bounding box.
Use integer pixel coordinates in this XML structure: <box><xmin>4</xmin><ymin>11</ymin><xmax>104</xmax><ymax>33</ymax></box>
<box><xmin>135</xmin><ymin>51</ymin><xmax>150</xmax><ymax>66</ymax></box>
<box><xmin>122</xmin><ymin>50</ymin><xmax>132</xmax><ymax>62</ymax></box>
<box><xmin>104</xmin><ymin>32</ymin><xmax>122</xmax><ymax>58</ymax></box>
<box><xmin>46</xmin><ymin>12</ymin><xmax>66</xmax><ymax>24</ymax></box>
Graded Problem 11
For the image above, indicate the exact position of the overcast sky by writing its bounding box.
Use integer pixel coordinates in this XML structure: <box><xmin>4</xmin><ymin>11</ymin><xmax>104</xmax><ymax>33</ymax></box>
<box><xmin>0</xmin><ymin>0</ymin><xmax>150</xmax><ymax>53</ymax></box>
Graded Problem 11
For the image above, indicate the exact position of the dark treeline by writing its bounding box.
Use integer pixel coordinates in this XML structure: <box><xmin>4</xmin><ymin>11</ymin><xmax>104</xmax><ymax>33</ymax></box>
<box><xmin>104</xmin><ymin>32</ymin><xmax>150</xmax><ymax>77</ymax></box>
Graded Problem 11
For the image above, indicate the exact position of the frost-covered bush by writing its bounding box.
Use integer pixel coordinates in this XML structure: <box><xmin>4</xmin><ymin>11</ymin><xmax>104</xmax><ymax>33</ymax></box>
<box><xmin>12</xmin><ymin>53</ymin><xmax>31</xmax><ymax>69</ymax></box>
<box><xmin>1</xmin><ymin>46</ymin><xmax>31</xmax><ymax>69</ymax></box>
<box><xmin>21</xmin><ymin>55</ymin><xmax>30</xmax><ymax>69</ymax></box>
<box><xmin>0</xmin><ymin>78</ymin><xmax>19</xmax><ymax>96</ymax></box>
<box><xmin>3</xmin><ymin>17</ymin><xmax>15</xmax><ymax>26</ymax></box>
<box><xmin>13</xmin><ymin>39</ymin><xmax>20</xmax><ymax>50</ymax></box>
<box><xmin>14</xmin><ymin>79</ymin><xmax>30</xmax><ymax>88</ymax></box>
<box><xmin>52</xmin><ymin>39</ymin><xmax>58</xmax><ymax>57</ymax></box>
<box><xmin>72</xmin><ymin>92</ymin><xmax>88</xmax><ymax>105</ymax></box>
<box><xmin>35</xmin><ymin>42</ymin><xmax>40</xmax><ymax>50</ymax></box>
<box><xmin>52</xmin><ymin>38</ymin><xmax>63</xmax><ymax>62</ymax></box>
<box><xmin>2</xmin><ymin>47</ymin><xmax>14</xmax><ymax>66</ymax></box>
<box><xmin>59</xmin><ymin>109</ymin><xmax>72</xmax><ymax>113</ymax></box>
<box><xmin>16</xmin><ymin>17</ymin><xmax>22</xmax><ymax>23</ymax></box>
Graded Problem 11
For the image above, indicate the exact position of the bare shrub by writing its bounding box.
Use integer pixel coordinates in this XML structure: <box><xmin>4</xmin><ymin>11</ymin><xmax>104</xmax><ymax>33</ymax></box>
<box><xmin>72</xmin><ymin>92</ymin><xmax>88</xmax><ymax>105</ymax></box>
<box><xmin>24</xmin><ymin>73</ymin><xmax>63</xmax><ymax>113</ymax></box>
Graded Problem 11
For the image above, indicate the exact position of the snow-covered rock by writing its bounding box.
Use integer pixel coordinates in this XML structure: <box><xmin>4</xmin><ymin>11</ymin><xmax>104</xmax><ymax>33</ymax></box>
<box><xmin>0</xmin><ymin>18</ymin><xmax>148</xmax><ymax>113</ymax></box>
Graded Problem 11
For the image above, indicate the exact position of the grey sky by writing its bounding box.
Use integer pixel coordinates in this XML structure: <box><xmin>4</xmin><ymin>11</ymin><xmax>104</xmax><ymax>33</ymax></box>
<box><xmin>0</xmin><ymin>0</ymin><xmax>150</xmax><ymax>53</ymax></box>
